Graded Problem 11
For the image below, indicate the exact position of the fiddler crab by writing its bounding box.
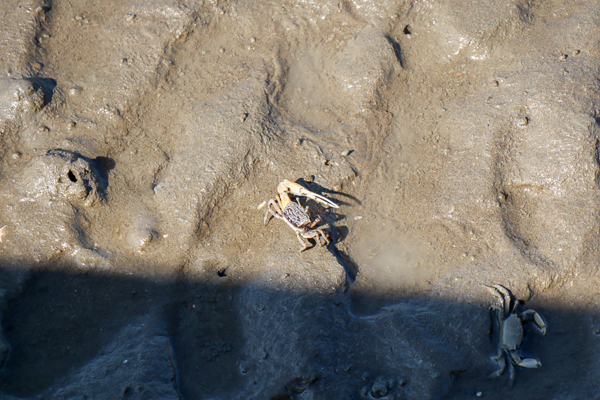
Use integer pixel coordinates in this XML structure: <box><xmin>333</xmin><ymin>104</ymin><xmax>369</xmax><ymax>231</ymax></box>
<box><xmin>261</xmin><ymin>179</ymin><xmax>339</xmax><ymax>252</ymax></box>
<box><xmin>485</xmin><ymin>284</ymin><xmax>546</xmax><ymax>387</ymax></box>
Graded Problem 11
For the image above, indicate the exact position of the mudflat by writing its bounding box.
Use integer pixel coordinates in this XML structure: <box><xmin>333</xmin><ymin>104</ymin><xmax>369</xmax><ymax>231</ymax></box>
<box><xmin>1</xmin><ymin>1</ymin><xmax>600</xmax><ymax>399</ymax></box>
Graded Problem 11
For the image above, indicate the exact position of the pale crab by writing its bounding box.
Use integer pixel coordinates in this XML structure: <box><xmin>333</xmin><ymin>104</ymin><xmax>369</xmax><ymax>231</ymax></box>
<box><xmin>485</xmin><ymin>284</ymin><xmax>546</xmax><ymax>387</ymax></box>
<box><xmin>262</xmin><ymin>179</ymin><xmax>339</xmax><ymax>252</ymax></box>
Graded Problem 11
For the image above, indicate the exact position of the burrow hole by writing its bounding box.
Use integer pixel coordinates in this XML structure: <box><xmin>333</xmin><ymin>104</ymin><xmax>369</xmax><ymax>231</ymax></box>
<box><xmin>67</xmin><ymin>170</ymin><xmax>77</xmax><ymax>182</ymax></box>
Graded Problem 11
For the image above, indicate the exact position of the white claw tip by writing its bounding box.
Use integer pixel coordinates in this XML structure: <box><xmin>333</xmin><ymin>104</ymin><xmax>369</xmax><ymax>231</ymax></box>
<box><xmin>257</xmin><ymin>201</ymin><xmax>267</xmax><ymax>210</ymax></box>
<box><xmin>0</xmin><ymin>225</ymin><xmax>7</xmax><ymax>243</ymax></box>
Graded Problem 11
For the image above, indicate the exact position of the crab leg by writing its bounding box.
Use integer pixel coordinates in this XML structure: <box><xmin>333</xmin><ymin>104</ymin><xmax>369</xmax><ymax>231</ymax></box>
<box><xmin>520</xmin><ymin>309</ymin><xmax>547</xmax><ymax>335</ymax></box>
<box><xmin>489</xmin><ymin>304</ymin><xmax>504</xmax><ymax>320</ymax></box>
<box><xmin>296</xmin><ymin>232</ymin><xmax>310</xmax><ymax>252</ymax></box>
<box><xmin>507</xmin><ymin>356</ymin><xmax>516</xmax><ymax>388</ymax></box>
<box><xmin>314</xmin><ymin>229</ymin><xmax>330</xmax><ymax>247</ymax></box>
<box><xmin>278</xmin><ymin>180</ymin><xmax>339</xmax><ymax>209</ymax></box>
<box><xmin>484</xmin><ymin>285</ymin><xmax>508</xmax><ymax>316</ymax></box>
<box><xmin>264</xmin><ymin>199</ymin><xmax>284</xmax><ymax>225</ymax></box>
<box><xmin>489</xmin><ymin>348</ymin><xmax>506</xmax><ymax>378</ymax></box>
<box><xmin>493</xmin><ymin>284</ymin><xmax>514</xmax><ymax>315</ymax></box>
<box><xmin>308</xmin><ymin>216</ymin><xmax>321</xmax><ymax>229</ymax></box>
<box><xmin>319</xmin><ymin>229</ymin><xmax>330</xmax><ymax>246</ymax></box>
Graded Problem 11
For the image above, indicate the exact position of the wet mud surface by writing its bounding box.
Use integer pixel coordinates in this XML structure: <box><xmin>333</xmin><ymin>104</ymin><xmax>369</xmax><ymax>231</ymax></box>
<box><xmin>1</xmin><ymin>0</ymin><xmax>600</xmax><ymax>399</ymax></box>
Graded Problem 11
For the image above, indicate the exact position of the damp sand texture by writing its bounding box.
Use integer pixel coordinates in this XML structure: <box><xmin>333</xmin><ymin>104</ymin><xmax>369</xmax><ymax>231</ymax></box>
<box><xmin>1</xmin><ymin>1</ymin><xmax>600</xmax><ymax>399</ymax></box>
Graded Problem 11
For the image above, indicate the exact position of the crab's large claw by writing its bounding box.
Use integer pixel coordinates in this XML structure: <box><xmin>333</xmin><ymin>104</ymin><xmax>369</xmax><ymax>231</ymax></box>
<box><xmin>520</xmin><ymin>309</ymin><xmax>547</xmax><ymax>335</ymax></box>
<box><xmin>518</xmin><ymin>358</ymin><xmax>542</xmax><ymax>368</ymax></box>
<box><xmin>511</xmin><ymin>351</ymin><xmax>542</xmax><ymax>369</ymax></box>
<box><xmin>278</xmin><ymin>179</ymin><xmax>339</xmax><ymax>209</ymax></box>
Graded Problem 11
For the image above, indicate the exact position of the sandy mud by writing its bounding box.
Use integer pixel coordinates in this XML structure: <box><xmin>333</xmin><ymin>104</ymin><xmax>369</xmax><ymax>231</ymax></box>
<box><xmin>1</xmin><ymin>0</ymin><xmax>600</xmax><ymax>399</ymax></box>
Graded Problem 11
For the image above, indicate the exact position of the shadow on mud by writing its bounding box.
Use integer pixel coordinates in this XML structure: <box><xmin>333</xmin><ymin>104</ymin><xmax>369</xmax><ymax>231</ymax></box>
<box><xmin>0</xmin><ymin>261</ymin><xmax>599</xmax><ymax>400</ymax></box>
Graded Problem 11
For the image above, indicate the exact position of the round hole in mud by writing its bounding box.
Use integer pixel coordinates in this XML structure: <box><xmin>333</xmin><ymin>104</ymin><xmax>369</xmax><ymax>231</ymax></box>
<box><xmin>67</xmin><ymin>170</ymin><xmax>77</xmax><ymax>182</ymax></box>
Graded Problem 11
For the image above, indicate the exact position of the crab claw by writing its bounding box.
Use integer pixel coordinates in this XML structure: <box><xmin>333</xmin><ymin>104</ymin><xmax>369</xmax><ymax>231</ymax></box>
<box><xmin>518</xmin><ymin>358</ymin><xmax>542</xmax><ymax>368</ymax></box>
<box><xmin>521</xmin><ymin>309</ymin><xmax>547</xmax><ymax>335</ymax></box>
<box><xmin>278</xmin><ymin>179</ymin><xmax>339</xmax><ymax>209</ymax></box>
<box><xmin>511</xmin><ymin>351</ymin><xmax>542</xmax><ymax>369</ymax></box>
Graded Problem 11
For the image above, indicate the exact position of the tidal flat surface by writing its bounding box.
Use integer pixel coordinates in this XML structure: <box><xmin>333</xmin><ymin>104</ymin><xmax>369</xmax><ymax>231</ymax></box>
<box><xmin>1</xmin><ymin>1</ymin><xmax>600</xmax><ymax>399</ymax></box>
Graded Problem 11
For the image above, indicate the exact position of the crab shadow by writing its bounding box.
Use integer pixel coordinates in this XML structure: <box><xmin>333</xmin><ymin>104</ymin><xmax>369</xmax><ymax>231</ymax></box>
<box><xmin>328</xmin><ymin>226</ymin><xmax>359</xmax><ymax>282</ymax></box>
<box><xmin>296</xmin><ymin>195</ymin><xmax>358</xmax><ymax>282</ymax></box>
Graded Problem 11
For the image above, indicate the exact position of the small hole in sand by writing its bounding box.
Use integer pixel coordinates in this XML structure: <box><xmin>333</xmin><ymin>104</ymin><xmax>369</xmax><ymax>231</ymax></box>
<box><xmin>67</xmin><ymin>171</ymin><xmax>77</xmax><ymax>182</ymax></box>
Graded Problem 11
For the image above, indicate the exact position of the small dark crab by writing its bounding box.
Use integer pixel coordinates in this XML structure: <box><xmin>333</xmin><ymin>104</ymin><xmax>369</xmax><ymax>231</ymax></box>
<box><xmin>261</xmin><ymin>179</ymin><xmax>338</xmax><ymax>252</ymax></box>
<box><xmin>485</xmin><ymin>284</ymin><xmax>546</xmax><ymax>387</ymax></box>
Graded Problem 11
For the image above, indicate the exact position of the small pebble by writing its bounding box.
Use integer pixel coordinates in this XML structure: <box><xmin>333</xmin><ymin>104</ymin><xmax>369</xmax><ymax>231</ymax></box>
<box><xmin>295</xmin><ymin>138</ymin><xmax>303</xmax><ymax>147</ymax></box>
<box><xmin>573</xmin><ymin>50</ymin><xmax>581</xmax><ymax>56</ymax></box>
<box><xmin>491</xmin><ymin>80</ymin><xmax>499</xmax><ymax>87</ymax></box>
<box><xmin>219</xmin><ymin>47</ymin><xmax>225</xmax><ymax>53</ymax></box>
<box><xmin>332</xmin><ymin>183</ymin><xmax>342</xmax><ymax>192</ymax></box>
<box><xmin>341</xmin><ymin>149</ymin><xmax>351</xmax><ymax>157</ymax></box>
<box><xmin>304</xmin><ymin>175</ymin><xmax>314</xmax><ymax>183</ymax></box>
<box><xmin>125</xmin><ymin>13</ymin><xmax>136</xmax><ymax>22</ymax></box>
<box><xmin>476</xmin><ymin>392</ymin><xmax>483</xmax><ymax>397</ymax></box>
<box><xmin>12</xmin><ymin>152</ymin><xmax>21</xmax><ymax>160</ymax></box>
<box><xmin>38</xmin><ymin>126</ymin><xmax>49</xmax><ymax>133</ymax></box>
<box><xmin>559</xmin><ymin>54</ymin><xmax>567</xmax><ymax>61</ymax></box>
<box><xmin>249</xmin><ymin>37</ymin><xmax>256</xmax><ymax>43</ymax></box>
<box><xmin>516</xmin><ymin>117</ymin><xmax>528</xmax><ymax>127</ymax></box>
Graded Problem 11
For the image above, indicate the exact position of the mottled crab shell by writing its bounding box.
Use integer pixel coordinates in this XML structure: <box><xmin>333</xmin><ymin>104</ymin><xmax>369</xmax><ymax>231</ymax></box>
<box><xmin>283</xmin><ymin>202</ymin><xmax>311</xmax><ymax>229</ymax></box>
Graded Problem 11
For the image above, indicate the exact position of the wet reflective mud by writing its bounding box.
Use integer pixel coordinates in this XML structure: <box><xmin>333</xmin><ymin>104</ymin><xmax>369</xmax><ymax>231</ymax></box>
<box><xmin>2</xmin><ymin>0</ymin><xmax>600</xmax><ymax>399</ymax></box>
